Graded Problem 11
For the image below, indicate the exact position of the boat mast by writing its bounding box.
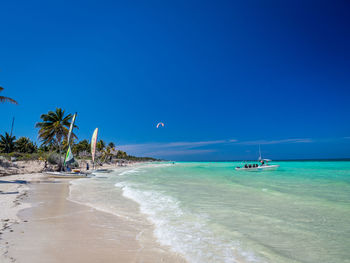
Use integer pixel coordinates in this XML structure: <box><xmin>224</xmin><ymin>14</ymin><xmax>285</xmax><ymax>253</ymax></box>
<box><xmin>10</xmin><ymin>117</ymin><xmax>15</xmax><ymax>137</ymax></box>
<box><xmin>258</xmin><ymin>144</ymin><xmax>262</xmax><ymax>161</ymax></box>
<box><xmin>63</xmin><ymin>112</ymin><xmax>77</xmax><ymax>171</ymax></box>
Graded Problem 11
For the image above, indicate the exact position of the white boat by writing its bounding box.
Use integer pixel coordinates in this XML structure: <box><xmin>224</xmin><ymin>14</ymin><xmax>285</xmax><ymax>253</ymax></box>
<box><xmin>44</xmin><ymin>171</ymin><xmax>89</xmax><ymax>178</ymax></box>
<box><xmin>235</xmin><ymin>145</ymin><xmax>280</xmax><ymax>171</ymax></box>
<box><xmin>235</xmin><ymin>163</ymin><xmax>279</xmax><ymax>171</ymax></box>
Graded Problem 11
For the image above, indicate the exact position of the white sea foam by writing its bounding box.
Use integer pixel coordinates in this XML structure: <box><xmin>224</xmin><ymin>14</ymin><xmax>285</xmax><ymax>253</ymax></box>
<box><xmin>68</xmin><ymin>162</ymin><xmax>350</xmax><ymax>263</ymax></box>
<box><xmin>118</xmin><ymin>169</ymin><xmax>140</xmax><ymax>176</ymax></box>
<box><xmin>68</xmin><ymin>179</ymin><xmax>139</xmax><ymax>223</ymax></box>
<box><xmin>68</xmin><ymin>165</ymin><xmax>260</xmax><ymax>262</ymax></box>
<box><xmin>115</xmin><ymin>181</ymin><xmax>260</xmax><ymax>263</ymax></box>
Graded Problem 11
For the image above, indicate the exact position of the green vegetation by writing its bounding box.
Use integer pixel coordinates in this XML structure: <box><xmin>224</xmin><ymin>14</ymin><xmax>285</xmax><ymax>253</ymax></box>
<box><xmin>15</xmin><ymin>137</ymin><xmax>37</xmax><ymax>153</ymax></box>
<box><xmin>0</xmin><ymin>135</ymin><xmax>42</xmax><ymax>160</ymax></box>
<box><xmin>0</xmin><ymin>132</ymin><xmax>16</xmax><ymax>153</ymax></box>
<box><xmin>116</xmin><ymin>150</ymin><xmax>127</xmax><ymax>159</ymax></box>
<box><xmin>125</xmin><ymin>155</ymin><xmax>160</xmax><ymax>162</ymax></box>
<box><xmin>0</xmin><ymin>87</ymin><xmax>17</xmax><ymax>104</ymax></box>
<box><xmin>35</xmin><ymin>108</ymin><xmax>77</xmax><ymax>169</ymax></box>
<box><xmin>72</xmin><ymin>139</ymin><xmax>90</xmax><ymax>155</ymax></box>
<box><xmin>96</xmin><ymin>139</ymin><xmax>105</xmax><ymax>152</ymax></box>
<box><xmin>0</xmin><ymin>108</ymin><xmax>160</xmax><ymax>164</ymax></box>
<box><xmin>0</xmin><ymin>133</ymin><xmax>159</xmax><ymax>162</ymax></box>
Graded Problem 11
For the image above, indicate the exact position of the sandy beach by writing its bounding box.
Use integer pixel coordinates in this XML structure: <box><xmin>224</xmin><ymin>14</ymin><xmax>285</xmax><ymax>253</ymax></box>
<box><xmin>0</xmin><ymin>161</ymin><xmax>45</xmax><ymax>177</ymax></box>
<box><xmin>0</xmin><ymin>157</ymin><xmax>128</xmax><ymax>177</ymax></box>
<box><xmin>0</xmin><ymin>173</ymin><xmax>42</xmax><ymax>262</ymax></box>
<box><xmin>0</xmin><ymin>170</ymin><xmax>186</xmax><ymax>263</ymax></box>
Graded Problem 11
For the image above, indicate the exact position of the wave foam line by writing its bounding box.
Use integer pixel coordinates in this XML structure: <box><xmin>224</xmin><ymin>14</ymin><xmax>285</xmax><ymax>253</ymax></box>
<box><xmin>115</xmin><ymin>182</ymin><xmax>260</xmax><ymax>263</ymax></box>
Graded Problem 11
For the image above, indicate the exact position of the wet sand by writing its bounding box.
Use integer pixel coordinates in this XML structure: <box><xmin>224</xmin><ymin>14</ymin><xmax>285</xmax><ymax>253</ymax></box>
<box><xmin>1</xmin><ymin>177</ymin><xmax>186</xmax><ymax>263</ymax></box>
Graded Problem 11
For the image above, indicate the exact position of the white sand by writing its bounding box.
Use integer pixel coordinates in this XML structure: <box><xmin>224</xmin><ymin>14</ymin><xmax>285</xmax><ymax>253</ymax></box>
<box><xmin>0</xmin><ymin>173</ymin><xmax>45</xmax><ymax>262</ymax></box>
<box><xmin>0</xmin><ymin>160</ymin><xmax>45</xmax><ymax>176</ymax></box>
<box><xmin>0</xmin><ymin>170</ymin><xmax>186</xmax><ymax>263</ymax></box>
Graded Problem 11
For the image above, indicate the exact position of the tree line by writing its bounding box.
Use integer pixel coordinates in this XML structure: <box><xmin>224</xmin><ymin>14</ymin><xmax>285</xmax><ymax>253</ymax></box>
<box><xmin>0</xmin><ymin>131</ymin><xmax>154</xmax><ymax>161</ymax></box>
<box><xmin>1</xmin><ymin>89</ymin><xmax>158</xmax><ymax>162</ymax></box>
<box><xmin>0</xmin><ymin>107</ymin><xmax>158</xmax><ymax>162</ymax></box>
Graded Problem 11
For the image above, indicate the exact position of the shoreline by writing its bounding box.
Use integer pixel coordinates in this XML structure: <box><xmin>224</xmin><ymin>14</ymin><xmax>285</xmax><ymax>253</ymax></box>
<box><xmin>0</xmin><ymin>173</ymin><xmax>44</xmax><ymax>262</ymax></box>
<box><xmin>0</xmin><ymin>168</ymin><xmax>186</xmax><ymax>263</ymax></box>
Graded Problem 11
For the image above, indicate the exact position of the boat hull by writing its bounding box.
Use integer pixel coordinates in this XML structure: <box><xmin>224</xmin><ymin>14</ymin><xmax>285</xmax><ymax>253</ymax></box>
<box><xmin>235</xmin><ymin>165</ymin><xmax>279</xmax><ymax>171</ymax></box>
<box><xmin>44</xmin><ymin>172</ymin><xmax>89</xmax><ymax>178</ymax></box>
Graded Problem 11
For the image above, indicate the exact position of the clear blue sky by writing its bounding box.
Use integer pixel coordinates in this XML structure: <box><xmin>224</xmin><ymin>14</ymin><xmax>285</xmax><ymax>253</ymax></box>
<box><xmin>1</xmin><ymin>0</ymin><xmax>349</xmax><ymax>160</ymax></box>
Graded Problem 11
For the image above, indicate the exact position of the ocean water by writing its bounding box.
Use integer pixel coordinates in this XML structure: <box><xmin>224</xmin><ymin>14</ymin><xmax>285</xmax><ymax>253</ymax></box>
<box><xmin>69</xmin><ymin>161</ymin><xmax>350</xmax><ymax>263</ymax></box>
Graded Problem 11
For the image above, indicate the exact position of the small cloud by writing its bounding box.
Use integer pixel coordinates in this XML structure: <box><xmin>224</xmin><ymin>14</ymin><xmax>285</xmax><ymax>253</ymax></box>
<box><xmin>165</xmin><ymin>140</ymin><xmax>226</xmax><ymax>148</ymax></box>
<box><xmin>118</xmin><ymin>139</ymin><xmax>227</xmax><ymax>157</ymax></box>
<box><xmin>117</xmin><ymin>137</ymin><xmax>313</xmax><ymax>158</ymax></box>
<box><xmin>238</xmin><ymin>138</ymin><xmax>313</xmax><ymax>145</ymax></box>
<box><xmin>344</xmin><ymin>137</ymin><xmax>350</xmax><ymax>139</ymax></box>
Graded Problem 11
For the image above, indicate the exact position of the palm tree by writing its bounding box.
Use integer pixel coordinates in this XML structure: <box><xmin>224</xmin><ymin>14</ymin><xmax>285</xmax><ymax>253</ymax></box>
<box><xmin>15</xmin><ymin>137</ymin><xmax>37</xmax><ymax>153</ymax></box>
<box><xmin>101</xmin><ymin>147</ymin><xmax>114</xmax><ymax>163</ymax></box>
<box><xmin>0</xmin><ymin>132</ymin><xmax>16</xmax><ymax>153</ymax></box>
<box><xmin>0</xmin><ymin>87</ymin><xmax>18</xmax><ymax>104</ymax></box>
<box><xmin>35</xmin><ymin>108</ymin><xmax>77</xmax><ymax>170</ymax></box>
<box><xmin>108</xmin><ymin>142</ymin><xmax>115</xmax><ymax>149</ymax></box>
<box><xmin>72</xmin><ymin>139</ymin><xmax>90</xmax><ymax>156</ymax></box>
<box><xmin>96</xmin><ymin>139</ymin><xmax>105</xmax><ymax>152</ymax></box>
<box><xmin>116</xmin><ymin>150</ymin><xmax>128</xmax><ymax>159</ymax></box>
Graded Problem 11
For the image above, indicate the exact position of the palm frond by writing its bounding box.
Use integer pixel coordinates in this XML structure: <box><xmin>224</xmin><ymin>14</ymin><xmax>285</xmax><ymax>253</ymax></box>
<box><xmin>0</xmin><ymin>96</ymin><xmax>18</xmax><ymax>104</ymax></box>
<box><xmin>36</xmin><ymin>108</ymin><xmax>78</xmax><ymax>146</ymax></box>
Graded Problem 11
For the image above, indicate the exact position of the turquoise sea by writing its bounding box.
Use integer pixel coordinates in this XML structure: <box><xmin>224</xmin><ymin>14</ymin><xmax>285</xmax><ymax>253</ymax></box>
<box><xmin>69</xmin><ymin>161</ymin><xmax>350</xmax><ymax>263</ymax></box>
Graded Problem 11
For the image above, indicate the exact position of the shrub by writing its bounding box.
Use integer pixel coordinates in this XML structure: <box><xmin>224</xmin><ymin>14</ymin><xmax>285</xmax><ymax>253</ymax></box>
<box><xmin>47</xmin><ymin>153</ymin><xmax>61</xmax><ymax>165</ymax></box>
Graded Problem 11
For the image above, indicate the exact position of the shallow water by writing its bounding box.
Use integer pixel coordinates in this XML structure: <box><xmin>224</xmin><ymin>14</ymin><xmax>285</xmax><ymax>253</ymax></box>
<box><xmin>69</xmin><ymin>161</ymin><xmax>350</xmax><ymax>263</ymax></box>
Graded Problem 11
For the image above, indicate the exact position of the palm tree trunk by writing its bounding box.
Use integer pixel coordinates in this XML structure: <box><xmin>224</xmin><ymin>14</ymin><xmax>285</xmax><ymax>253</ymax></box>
<box><xmin>58</xmin><ymin>143</ymin><xmax>63</xmax><ymax>171</ymax></box>
<box><xmin>57</xmin><ymin>135</ymin><xmax>63</xmax><ymax>172</ymax></box>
